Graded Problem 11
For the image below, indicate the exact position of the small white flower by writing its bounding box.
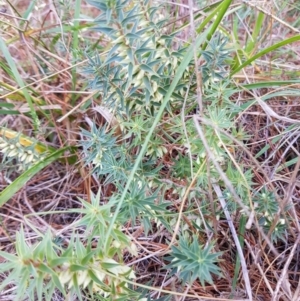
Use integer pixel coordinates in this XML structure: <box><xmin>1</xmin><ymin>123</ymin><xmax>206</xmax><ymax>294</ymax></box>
<box><xmin>139</xmin><ymin>20</ymin><xmax>149</xmax><ymax>27</ymax></box>
<box><xmin>152</xmin><ymin>81</ymin><xmax>158</xmax><ymax>93</ymax></box>
<box><xmin>136</xmin><ymin>70</ymin><xmax>144</xmax><ymax>80</ymax></box>
<box><xmin>112</xmin><ymin>35</ymin><xmax>125</xmax><ymax>45</ymax></box>
<box><xmin>133</xmin><ymin>80</ymin><xmax>142</xmax><ymax>87</ymax></box>
<box><xmin>77</xmin><ymin>270</ymin><xmax>91</xmax><ymax>288</ymax></box>
<box><xmin>157</xmin><ymin>39</ymin><xmax>165</xmax><ymax>46</ymax></box>
<box><xmin>93</xmin><ymin>268</ymin><xmax>106</xmax><ymax>282</ymax></box>
<box><xmin>58</xmin><ymin>269</ymin><xmax>73</xmax><ymax>285</ymax></box>
<box><xmin>112</xmin><ymin>240</ymin><xmax>121</xmax><ymax>248</ymax></box>
<box><xmin>19</xmin><ymin>152</ymin><xmax>27</xmax><ymax>162</ymax></box>
<box><xmin>118</xmin><ymin>49</ymin><xmax>127</xmax><ymax>58</ymax></box>
<box><xmin>7</xmin><ymin>148</ymin><xmax>18</xmax><ymax>157</ymax></box>
<box><xmin>0</xmin><ymin>141</ymin><xmax>8</xmax><ymax>149</ymax></box>
<box><xmin>24</xmin><ymin>153</ymin><xmax>34</xmax><ymax>164</ymax></box>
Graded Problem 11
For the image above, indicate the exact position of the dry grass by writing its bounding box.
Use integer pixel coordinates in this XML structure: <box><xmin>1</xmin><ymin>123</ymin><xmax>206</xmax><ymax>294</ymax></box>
<box><xmin>1</xmin><ymin>0</ymin><xmax>300</xmax><ymax>300</ymax></box>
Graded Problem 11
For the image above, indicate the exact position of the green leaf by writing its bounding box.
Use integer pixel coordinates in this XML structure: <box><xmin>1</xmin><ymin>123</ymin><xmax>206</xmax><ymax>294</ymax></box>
<box><xmin>81</xmin><ymin>250</ymin><xmax>96</xmax><ymax>265</ymax></box>
<box><xmin>143</xmin><ymin>76</ymin><xmax>153</xmax><ymax>95</ymax></box>
<box><xmin>135</xmin><ymin>48</ymin><xmax>154</xmax><ymax>55</ymax></box>
<box><xmin>16</xmin><ymin>227</ymin><xmax>31</xmax><ymax>258</ymax></box>
<box><xmin>88</xmin><ymin>270</ymin><xmax>106</xmax><ymax>286</ymax></box>
<box><xmin>105</xmin><ymin>54</ymin><xmax>123</xmax><ymax>65</ymax></box>
<box><xmin>277</xmin><ymin>157</ymin><xmax>299</xmax><ymax>172</ymax></box>
<box><xmin>71</xmin><ymin>274</ymin><xmax>83</xmax><ymax>301</ymax></box>
<box><xmin>242</xmin><ymin>80</ymin><xmax>300</xmax><ymax>89</ymax></box>
<box><xmin>126</xmin><ymin>48</ymin><xmax>134</xmax><ymax>63</ymax></box>
<box><xmin>140</xmin><ymin>63</ymin><xmax>158</xmax><ymax>76</ymax></box>
<box><xmin>126</xmin><ymin>33</ymin><xmax>140</xmax><ymax>39</ymax></box>
<box><xmin>93</xmin><ymin>26</ymin><xmax>116</xmax><ymax>36</ymax></box>
<box><xmin>70</xmin><ymin>264</ymin><xmax>86</xmax><ymax>272</ymax></box>
<box><xmin>50</xmin><ymin>257</ymin><xmax>72</xmax><ymax>267</ymax></box>
<box><xmin>38</xmin><ymin>262</ymin><xmax>56</xmax><ymax>275</ymax></box>
<box><xmin>125</xmin><ymin>62</ymin><xmax>133</xmax><ymax>92</ymax></box>
<box><xmin>16</xmin><ymin>268</ymin><xmax>30</xmax><ymax>300</ymax></box>
<box><xmin>0</xmin><ymin>250</ymin><xmax>18</xmax><ymax>262</ymax></box>
<box><xmin>158</xmin><ymin>87</ymin><xmax>167</xmax><ymax>95</ymax></box>
<box><xmin>121</xmin><ymin>13</ymin><xmax>141</xmax><ymax>26</ymax></box>
<box><xmin>244</xmin><ymin>11</ymin><xmax>265</xmax><ymax>54</ymax></box>
<box><xmin>0</xmin><ymin>109</ymin><xmax>19</xmax><ymax>115</ymax></box>
<box><xmin>101</xmin><ymin>262</ymin><xmax>119</xmax><ymax>270</ymax></box>
<box><xmin>36</xmin><ymin>274</ymin><xmax>44</xmax><ymax>301</ymax></box>
<box><xmin>75</xmin><ymin>238</ymin><xmax>86</xmax><ymax>259</ymax></box>
<box><xmin>0</xmin><ymin>102</ymin><xmax>14</xmax><ymax>108</ymax></box>
<box><xmin>231</xmin><ymin>35</ymin><xmax>300</xmax><ymax>76</ymax></box>
<box><xmin>86</xmin><ymin>0</ymin><xmax>108</xmax><ymax>11</ymax></box>
<box><xmin>51</xmin><ymin>273</ymin><xmax>66</xmax><ymax>296</ymax></box>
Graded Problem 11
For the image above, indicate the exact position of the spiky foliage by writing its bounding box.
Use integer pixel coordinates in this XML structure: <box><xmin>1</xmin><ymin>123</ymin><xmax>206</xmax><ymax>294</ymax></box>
<box><xmin>84</xmin><ymin>0</ymin><xmax>193</xmax><ymax>115</ymax></box>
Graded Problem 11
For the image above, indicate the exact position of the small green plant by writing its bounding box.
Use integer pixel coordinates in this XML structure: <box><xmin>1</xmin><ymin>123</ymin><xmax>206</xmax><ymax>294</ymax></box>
<box><xmin>0</xmin><ymin>190</ymin><xmax>141</xmax><ymax>301</ymax></box>
<box><xmin>166</xmin><ymin>236</ymin><xmax>223</xmax><ymax>286</ymax></box>
<box><xmin>254</xmin><ymin>188</ymin><xmax>288</xmax><ymax>243</ymax></box>
<box><xmin>201</xmin><ymin>35</ymin><xmax>231</xmax><ymax>85</ymax></box>
<box><xmin>80</xmin><ymin>124</ymin><xmax>123</xmax><ymax>182</ymax></box>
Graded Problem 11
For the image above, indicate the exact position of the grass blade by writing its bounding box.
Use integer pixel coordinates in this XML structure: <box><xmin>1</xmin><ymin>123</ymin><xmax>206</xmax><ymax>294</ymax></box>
<box><xmin>231</xmin><ymin>35</ymin><xmax>300</xmax><ymax>76</ymax></box>
<box><xmin>0</xmin><ymin>37</ymin><xmax>40</xmax><ymax>131</ymax></box>
<box><xmin>0</xmin><ymin>147</ymin><xmax>70</xmax><ymax>206</ymax></box>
